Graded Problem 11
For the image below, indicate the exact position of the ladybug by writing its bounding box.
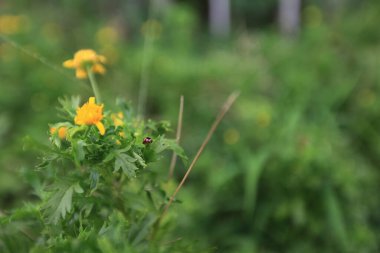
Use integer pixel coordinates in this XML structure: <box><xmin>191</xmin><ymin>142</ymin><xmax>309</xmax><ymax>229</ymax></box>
<box><xmin>143</xmin><ymin>137</ymin><xmax>153</xmax><ymax>144</ymax></box>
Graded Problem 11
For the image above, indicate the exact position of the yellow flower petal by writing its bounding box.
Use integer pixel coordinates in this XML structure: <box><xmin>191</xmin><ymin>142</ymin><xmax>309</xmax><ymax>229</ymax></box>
<box><xmin>49</xmin><ymin>126</ymin><xmax>67</xmax><ymax>139</ymax></box>
<box><xmin>74</xmin><ymin>97</ymin><xmax>104</xmax><ymax>127</ymax></box>
<box><xmin>76</xmin><ymin>68</ymin><xmax>87</xmax><ymax>79</ymax></box>
<box><xmin>50</xmin><ymin>127</ymin><xmax>57</xmax><ymax>135</ymax></box>
<box><xmin>111</xmin><ymin>112</ymin><xmax>124</xmax><ymax>126</ymax></box>
<box><xmin>63</xmin><ymin>59</ymin><xmax>75</xmax><ymax>68</ymax></box>
<box><xmin>58</xmin><ymin>127</ymin><xmax>68</xmax><ymax>139</ymax></box>
<box><xmin>98</xmin><ymin>55</ymin><xmax>106</xmax><ymax>63</ymax></box>
<box><xmin>92</xmin><ymin>64</ymin><xmax>106</xmax><ymax>74</ymax></box>
<box><xmin>96</xmin><ymin>122</ymin><xmax>105</xmax><ymax>135</ymax></box>
<box><xmin>89</xmin><ymin>97</ymin><xmax>95</xmax><ymax>104</ymax></box>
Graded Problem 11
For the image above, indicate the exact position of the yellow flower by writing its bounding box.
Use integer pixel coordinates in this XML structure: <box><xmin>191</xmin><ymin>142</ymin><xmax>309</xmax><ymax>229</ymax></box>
<box><xmin>111</xmin><ymin>112</ymin><xmax>124</xmax><ymax>127</ymax></box>
<box><xmin>63</xmin><ymin>49</ymin><xmax>106</xmax><ymax>79</ymax></box>
<box><xmin>74</xmin><ymin>97</ymin><xmax>105</xmax><ymax>135</ymax></box>
<box><xmin>0</xmin><ymin>15</ymin><xmax>27</xmax><ymax>34</ymax></box>
<box><xmin>50</xmin><ymin>126</ymin><xmax>68</xmax><ymax>139</ymax></box>
<box><xmin>223</xmin><ymin>128</ymin><xmax>240</xmax><ymax>145</ymax></box>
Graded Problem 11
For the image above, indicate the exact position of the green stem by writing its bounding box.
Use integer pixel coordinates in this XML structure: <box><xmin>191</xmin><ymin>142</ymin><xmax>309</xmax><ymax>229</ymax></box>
<box><xmin>87</xmin><ymin>67</ymin><xmax>101</xmax><ymax>103</ymax></box>
<box><xmin>137</xmin><ymin>1</ymin><xmax>155</xmax><ymax>118</ymax></box>
<box><xmin>137</xmin><ymin>32</ymin><xmax>153</xmax><ymax>118</ymax></box>
<box><xmin>83</xmin><ymin>125</ymin><xmax>91</xmax><ymax>138</ymax></box>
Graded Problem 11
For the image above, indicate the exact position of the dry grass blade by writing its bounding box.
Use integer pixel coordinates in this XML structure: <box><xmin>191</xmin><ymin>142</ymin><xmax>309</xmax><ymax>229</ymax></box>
<box><xmin>159</xmin><ymin>91</ymin><xmax>240</xmax><ymax>221</ymax></box>
<box><xmin>168</xmin><ymin>95</ymin><xmax>184</xmax><ymax>179</ymax></box>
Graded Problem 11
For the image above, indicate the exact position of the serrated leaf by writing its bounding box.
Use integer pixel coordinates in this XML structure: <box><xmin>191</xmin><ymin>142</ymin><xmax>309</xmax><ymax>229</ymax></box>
<box><xmin>117</xmin><ymin>144</ymin><xmax>133</xmax><ymax>153</ymax></box>
<box><xmin>133</xmin><ymin>152</ymin><xmax>147</xmax><ymax>168</ymax></box>
<box><xmin>36</xmin><ymin>153</ymin><xmax>60</xmax><ymax>170</ymax></box>
<box><xmin>44</xmin><ymin>182</ymin><xmax>83</xmax><ymax>224</ymax></box>
<box><xmin>153</xmin><ymin>136</ymin><xmax>187</xmax><ymax>161</ymax></box>
<box><xmin>103</xmin><ymin>144</ymin><xmax>134</xmax><ymax>164</ymax></box>
<box><xmin>114</xmin><ymin>153</ymin><xmax>139</xmax><ymax>178</ymax></box>
<box><xmin>57</xmin><ymin>96</ymin><xmax>80</xmax><ymax>119</ymax></box>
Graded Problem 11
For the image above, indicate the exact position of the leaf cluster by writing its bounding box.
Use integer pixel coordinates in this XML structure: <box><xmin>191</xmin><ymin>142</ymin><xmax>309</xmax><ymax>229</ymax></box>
<box><xmin>1</xmin><ymin>97</ymin><xmax>189</xmax><ymax>252</ymax></box>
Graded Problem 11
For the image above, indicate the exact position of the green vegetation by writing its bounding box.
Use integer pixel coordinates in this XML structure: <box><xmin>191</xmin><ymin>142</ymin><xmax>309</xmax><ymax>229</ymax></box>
<box><xmin>1</xmin><ymin>0</ymin><xmax>380</xmax><ymax>252</ymax></box>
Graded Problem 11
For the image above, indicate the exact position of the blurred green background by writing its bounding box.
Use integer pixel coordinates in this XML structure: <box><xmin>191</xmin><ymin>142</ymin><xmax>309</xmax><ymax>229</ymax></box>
<box><xmin>1</xmin><ymin>0</ymin><xmax>380</xmax><ymax>252</ymax></box>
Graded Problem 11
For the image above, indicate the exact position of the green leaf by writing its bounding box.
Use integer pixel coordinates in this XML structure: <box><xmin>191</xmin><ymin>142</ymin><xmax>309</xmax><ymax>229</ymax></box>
<box><xmin>57</xmin><ymin>96</ymin><xmax>80</xmax><ymax>119</ymax></box>
<box><xmin>103</xmin><ymin>152</ymin><xmax>115</xmax><ymax>163</ymax></box>
<box><xmin>131</xmin><ymin>214</ymin><xmax>157</xmax><ymax>246</ymax></box>
<box><xmin>133</xmin><ymin>152</ymin><xmax>147</xmax><ymax>168</ymax></box>
<box><xmin>324</xmin><ymin>186</ymin><xmax>349</xmax><ymax>250</ymax></box>
<box><xmin>114</xmin><ymin>153</ymin><xmax>139</xmax><ymax>178</ymax></box>
<box><xmin>72</xmin><ymin>140</ymin><xmax>86</xmax><ymax>163</ymax></box>
<box><xmin>67</xmin><ymin>125</ymin><xmax>87</xmax><ymax>139</ymax></box>
<box><xmin>97</xmin><ymin>237</ymin><xmax>117</xmax><ymax>253</ymax></box>
<box><xmin>73</xmin><ymin>183</ymin><xmax>84</xmax><ymax>194</ymax></box>
<box><xmin>244</xmin><ymin>150</ymin><xmax>269</xmax><ymax>215</ymax></box>
<box><xmin>43</xmin><ymin>182</ymin><xmax>83</xmax><ymax>224</ymax></box>
<box><xmin>153</xmin><ymin>136</ymin><xmax>187</xmax><ymax>161</ymax></box>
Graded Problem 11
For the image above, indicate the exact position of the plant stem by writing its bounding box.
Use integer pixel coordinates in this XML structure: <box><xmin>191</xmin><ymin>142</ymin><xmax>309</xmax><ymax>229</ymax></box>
<box><xmin>87</xmin><ymin>67</ymin><xmax>101</xmax><ymax>103</ymax></box>
<box><xmin>137</xmin><ymin>30</ymin><xmax>154</xmax><ymax>118</ymax></box>
<box><xmin>137</xmin><ymin>1</ymin><xmax>154</xmax><ymax>118</ymax></box>
<box><xmin>168</xmin><ymin>96</ymin><xmax>184</xmax><ymax>179</ymax></box>
<box><xmin>158</xmin><ymin>91</ymin><xmax>240</xmax><ymax>223</ymax></box>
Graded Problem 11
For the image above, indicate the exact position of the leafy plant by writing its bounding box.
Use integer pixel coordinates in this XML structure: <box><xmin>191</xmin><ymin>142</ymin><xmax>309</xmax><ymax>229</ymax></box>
<box><xmin>0</xmin><ymin>49</ymin><xmax>190</xmax><ymax>252</ymax></box>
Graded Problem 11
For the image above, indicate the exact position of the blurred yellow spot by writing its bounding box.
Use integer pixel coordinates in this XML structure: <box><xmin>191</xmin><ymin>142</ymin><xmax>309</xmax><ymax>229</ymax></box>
<box><xmin>96</xmin><ymin>26</ymin><xmax>120</xmax><ymax>46</ymax></box>
<box><xmin>50</xmin><ymin>126</ymin><xmax>68</xmax><ymax>140</ymax></box>
<box><xmin>224</xmin><ymin>128</ymin><xmax>240</xmax><ymax>145</ymax></box>
<box><xmin>111</xmin><ymin>112</ymin><xmax>124</xmax><ymax>126</ymax></box>
<box><xmin>257</xmin><ymin>111</ymin><xmax>271</xmax><ymax>128</ymax></box>
<box><xmin>0</xmin><ymin>15</ymin><xmax>28</xmax><ymax>34</ymax></box>
<box><xmin>141</xmin><ymin>19</ymin><xmax>162</xmax><ymax>39</ymax></box>
<box><xmin>304</xmin><ymin>5</ymin><xmax>323</xmax><ymax>27</ymax></box>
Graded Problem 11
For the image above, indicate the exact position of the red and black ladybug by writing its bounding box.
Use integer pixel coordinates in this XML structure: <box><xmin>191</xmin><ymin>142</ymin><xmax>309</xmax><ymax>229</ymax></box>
<box><xmin>143</xmin><ymin>137</ymin><xmax>153</xmax><ymax>144</ymax></box>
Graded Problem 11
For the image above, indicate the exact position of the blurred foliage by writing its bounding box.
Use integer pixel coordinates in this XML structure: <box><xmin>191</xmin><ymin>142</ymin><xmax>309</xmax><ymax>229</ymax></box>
<box><xmin>1</xmin><ymin>0</ymin><xmax>380</xmax><ymax>252</ymax></box>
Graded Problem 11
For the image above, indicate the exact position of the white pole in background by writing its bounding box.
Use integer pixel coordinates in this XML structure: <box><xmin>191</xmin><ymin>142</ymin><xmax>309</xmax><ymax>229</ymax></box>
<box><xmin>209</xmin><ymin>0</ymin><xmax>231</xmax><ymax>37</ymax></box>
<box><xmin>278</xmin><ymin>0</ymin><xmax>301</xmax><ymax>36</ymax></box>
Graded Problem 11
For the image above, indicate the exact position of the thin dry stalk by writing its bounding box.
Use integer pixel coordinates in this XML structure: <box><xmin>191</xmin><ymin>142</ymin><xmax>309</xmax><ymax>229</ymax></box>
<box><xmin>159</xmin><ymin>91</ymin><xmax>240</xmax><ymax>222</ymax></box>
<box><xmin>168</xmin><ymin>95</ymin><xmax>184</xmax><ymax>179</ymax></box>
